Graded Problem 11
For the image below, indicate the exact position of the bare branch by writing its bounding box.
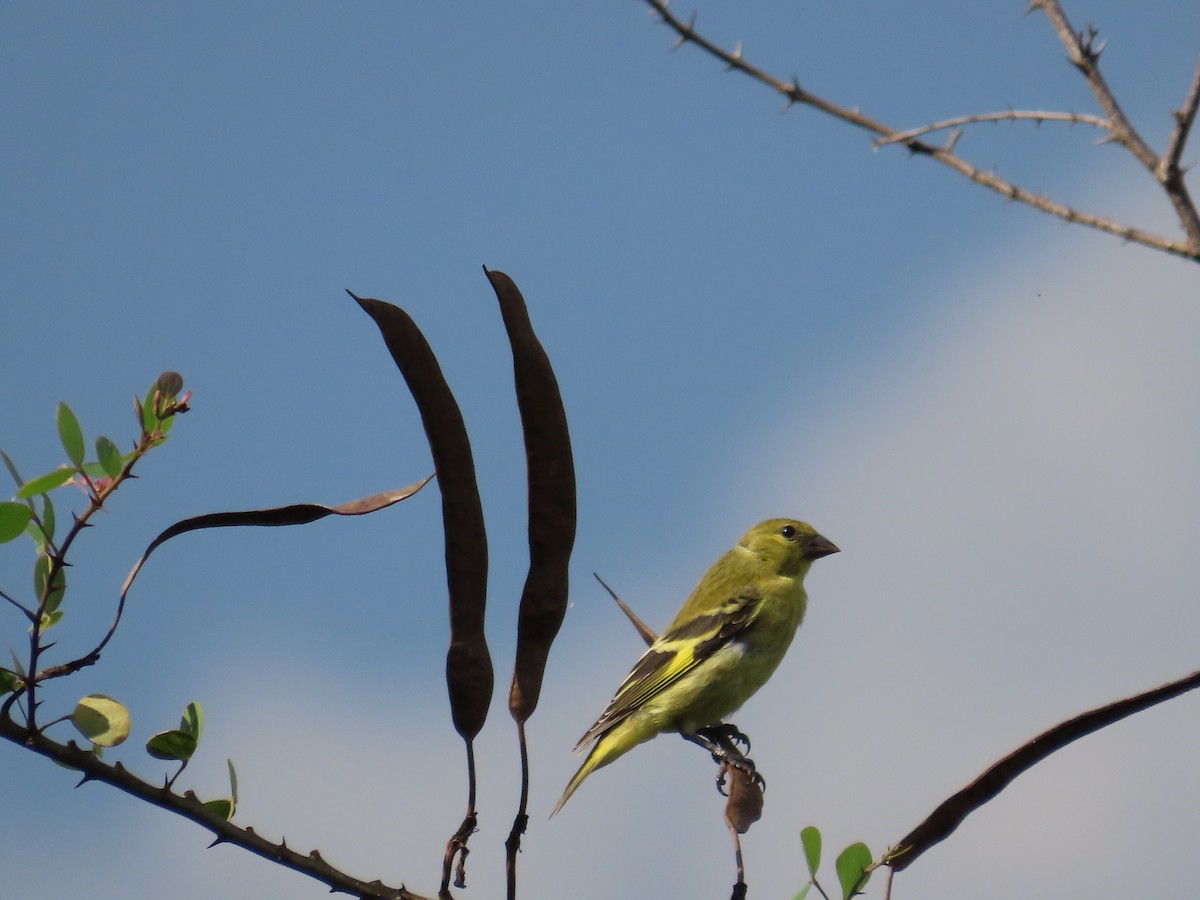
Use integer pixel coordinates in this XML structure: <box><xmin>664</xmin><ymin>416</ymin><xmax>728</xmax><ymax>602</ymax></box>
<box><xmin>639</xmin><ymin>0</ymin><xmax>1200</xmax><ymax>262</ymax></box>
<box><xmin>1033</xmin><ymin>1</ymin><xmax>1200</xmax><ymax>246</ymax></box>
<box><xmin>0</xmin><ymin>714</ymin><xmax>428</xmax><ymax>900</ymax></box>
<box><xmin>1031</xmin><ymin>1</ymin><xmax>1159</xmax><ymax>170</ymax></box>
<box><xmin>874</xmin><ymin>109</ymin><xmax>1112</xmax><ymax>148</ymax></box>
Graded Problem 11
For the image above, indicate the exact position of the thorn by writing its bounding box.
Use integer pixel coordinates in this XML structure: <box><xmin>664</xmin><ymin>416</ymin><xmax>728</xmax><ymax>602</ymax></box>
<box><xmin>781</xmin><ymin>77</ymin><xmax>802</xmax><ymax>111</ymax></box>
<box><xmin>670</xmin><ymin>11</ymin><xmax>695</xmax><ymax>49</ymax></box>
<box><xmin>944</xmin><ymin>129</ymin><xmax>962</xmax><ymax>152</ymax></box>
<box><xmin>207</xmin><ymin>836</ymin><xmax>227</xmax><ymax>849</ymax></box>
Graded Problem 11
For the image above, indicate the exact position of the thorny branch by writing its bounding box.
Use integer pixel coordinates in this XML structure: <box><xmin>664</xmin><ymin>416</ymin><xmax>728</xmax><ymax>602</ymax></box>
<box><xmin>639</xmin><ymin>0</ymin><xmax>1200</xmax><ymax>262</ymax></box>
<box><xmin>873</xmin><ymin>110</ymin><xmax>1111</xmax><ymax>149</ymax></box>
<box><xmin>1031</xmin><ymin>0</ymin><xmax>1200</xmax><ymax>251</ymax></box>
<box><xmin>0</xmin><ymin>713</ymin><xmax>427</xmax><ymax>900</ymax></box>
<box><xmin>1163</xmin><ymin>54</ymin><xmax>1200</xmax><ymax>180</ymax></box>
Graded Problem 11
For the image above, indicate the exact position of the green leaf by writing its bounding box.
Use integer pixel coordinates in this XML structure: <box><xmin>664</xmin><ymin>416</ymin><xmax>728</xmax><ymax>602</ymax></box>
<box><xmin>142</xmin><ymin>385</ymin><xmax>159</xmax><ymax>432</ymax></box>
<box><xmin>57</xmin><ymin>402</ymin><xmax>85</xmax><ymax>468</ymax></box>
<box><xmin>146</xmin><ymin>729</ymin><xmax>198</xmax><ymax>761</ymax></box>
<box><xmin>72</xmin><ymin>694</ymin><xmax>131</xmax><ymax>747</ymax></box>
<box><xmin>17</xmin><ymin>466</ymin><xmax>74</xmax><ymax>498</ymax></box>
<box><xmin>0</xmin><ymin>502</ymin><xmax>32</xmax><ymax>543</ymax></box>
<box><xmin>0</xmin><ymin>669</ymin><xmax>16</xmax><ymax>694</ymax></box>
<box><xmin>201</xmin><ymin>758</ymin><xmax>238</xmax><ymax>821</ymax></box>
<box><xmin>791</xmin><ymin>886</ymin><xmax>813</xmax><ymax>900</ymax></box>
<box><xmin>835</xmin><ymin>842</ymin><xmax>873</xmax><ymax>900</ymax></box>
<box><xmin>41</xmin><ymin>494</ymin><xmax>56</xmax><ymax>544</ymax></box>
<box><xmin>801</xmin><ymin>825</ymin><xmax>822</xmax><ymax>878</ymax></box>
<box><xmin>202</xmin><ymin>799</ymin><xmax>234</xmax><ymax>820</ymax></box>
<box><xmin>81</xmin><ymin>455</ymin><xmax>135</xmax><ymax>480</ymax></box>
<box><xmin>95</xmin><ymin>435</ymin><xmax>124</xmax><ymax>479</ymax></box>
<box><xmin>180</xmin><ymin>701</ymin><xmax>203</xmax><ymax>740</ymax></box>
<box><xmin>34</xmin><ymin>554</ymin><xmax>66</xmax><ymax>614</ymax></box>
<box><xmin>226</xmin><ymin>757</ymin><xmax>238</xmax><ymax>804</ymax></box>
<box><xmin>34</xmin><ymin>554</ymin><xmax>48</xmax><ymax>600</ymax></box>
<box><xmin>38</xmin><ymin>609</ymin><xmax>64</xmax><ymax>631</ymax></box>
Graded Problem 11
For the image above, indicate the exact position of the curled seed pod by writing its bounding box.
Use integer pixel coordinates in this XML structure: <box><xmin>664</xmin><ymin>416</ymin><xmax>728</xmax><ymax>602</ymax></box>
<box><xmin>484</xmin><ymin>268</ymin><xmax>577</xmax><ymax>723</ymax></box>
<box><xmin>350</xmin><ymin>291</ymin><xmax>492</xmax><ymax>741</ymax></box>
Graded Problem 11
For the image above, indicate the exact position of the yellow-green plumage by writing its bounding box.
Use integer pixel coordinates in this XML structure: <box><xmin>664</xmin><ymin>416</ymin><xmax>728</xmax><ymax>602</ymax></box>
<box><xmin>553</xmin><ymin>518</ymin><xmax>838</xmax><ymax>815</ymax></box>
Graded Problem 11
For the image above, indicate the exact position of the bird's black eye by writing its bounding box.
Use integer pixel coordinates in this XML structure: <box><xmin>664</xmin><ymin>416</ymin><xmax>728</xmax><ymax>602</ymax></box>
<box><xmin>780</xmin><ymin>524</ymin><xmax>797</xmax><ymax>539</ymax></box>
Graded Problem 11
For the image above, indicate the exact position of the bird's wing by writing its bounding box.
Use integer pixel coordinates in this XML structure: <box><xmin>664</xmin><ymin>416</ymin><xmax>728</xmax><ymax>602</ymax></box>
<box><xmin>574</xmin><ymin>588</ymin><xmax>761</xmax><ymax>750</ymax></box>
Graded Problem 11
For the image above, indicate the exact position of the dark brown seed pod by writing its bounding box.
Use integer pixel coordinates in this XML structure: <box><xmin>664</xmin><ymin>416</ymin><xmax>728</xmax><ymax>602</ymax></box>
<box><xmin>349</xmin><ymin>290</ymin><xmax>493</xmax><ymax>741</ymax></box>
<box><xmin>484</xmin><ymin>268</ymin><xmax>577</xmax><ymax>723</ymax></box>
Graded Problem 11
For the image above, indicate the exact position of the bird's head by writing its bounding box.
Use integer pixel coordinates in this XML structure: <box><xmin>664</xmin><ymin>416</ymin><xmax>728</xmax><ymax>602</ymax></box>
<box><xmin>740</xmin><ymin>518</ymin><xmax>839</xmax><ymax>576</ymax></box>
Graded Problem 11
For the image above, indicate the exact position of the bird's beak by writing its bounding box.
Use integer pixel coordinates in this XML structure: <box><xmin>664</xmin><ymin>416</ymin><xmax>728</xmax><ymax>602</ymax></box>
<box><xmin>805</xmin><ymin>533</ymin><xmax>840</xmax><ymax>560</ymax></box>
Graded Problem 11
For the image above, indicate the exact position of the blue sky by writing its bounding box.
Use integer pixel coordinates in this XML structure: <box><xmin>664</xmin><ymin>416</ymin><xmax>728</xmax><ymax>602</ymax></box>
<box><xmin>3</xmin><ymin>3</ymin><xmax>1199</xmax><ymax>899</ymax></box>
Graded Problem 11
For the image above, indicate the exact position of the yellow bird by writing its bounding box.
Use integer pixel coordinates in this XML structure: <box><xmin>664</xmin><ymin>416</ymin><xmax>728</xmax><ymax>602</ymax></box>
<box><xmin>554</xmin><ymin>518</ymin><xmax>838</xmax><ymax>814</ymax></box>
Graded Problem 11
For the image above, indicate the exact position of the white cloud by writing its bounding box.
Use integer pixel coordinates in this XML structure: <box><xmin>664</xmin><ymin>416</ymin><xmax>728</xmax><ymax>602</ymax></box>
<box><xmin>734</xmin><ymin>226</ymin><xmax>1200</xmax><ymax>900</ymax></box>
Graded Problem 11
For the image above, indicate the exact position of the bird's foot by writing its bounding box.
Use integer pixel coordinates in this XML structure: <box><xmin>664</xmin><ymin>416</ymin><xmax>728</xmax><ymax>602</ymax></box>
<box><xmin>699</xmin><ymin>722</ymin><xmax>751</xmax><ymax>754</ymax></box>
<box><xmin>685</xmin><ymin>725</ymin><xmax>765</xmax><ymax>796</ymax></box>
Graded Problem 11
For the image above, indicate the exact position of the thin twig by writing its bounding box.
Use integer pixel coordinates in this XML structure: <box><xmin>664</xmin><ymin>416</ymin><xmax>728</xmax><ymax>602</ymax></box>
<box><xmin>874</xmin><ymin>109</ymin><xmax>1111</xmax><ymax>148</ymax></box>
<box><xmin>505</xmin><ymin>720</ymin><xmax>531</xmax><ymax>900</ymax></box>
<box><xmin>0</xmin><ymin>588</ymin><xmax>35</xmax><ymax>622</ymax></box>
<box><xmin>638</xmin><ymin>0</ymin><xmax>1200</xmax><ymax>262</ymax></box>
<box><xmin>441</xmin><ymin>743</ymin><xmax>478</xmax><ymax>896</ymax></box>
<box><xmin>23</xmin><ymin>423</ymin><xmax>172</xmax><ymax>718</ymax></box>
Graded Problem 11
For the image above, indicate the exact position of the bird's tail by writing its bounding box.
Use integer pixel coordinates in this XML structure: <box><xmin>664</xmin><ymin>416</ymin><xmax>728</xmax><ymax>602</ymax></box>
<box><xmin>551</xmin><ymin>744</ymin><xmax>604</xmax><ymax>817</ymax></box>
